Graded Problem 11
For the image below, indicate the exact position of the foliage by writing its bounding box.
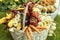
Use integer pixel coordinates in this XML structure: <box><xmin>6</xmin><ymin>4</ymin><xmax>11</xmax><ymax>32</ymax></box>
<box><xmin>0</xmin><ymin>0</ymin><xmax>23</xmax><ymax>11</ymax></box>
<box><xmin>0</xmin><ymin>0</ymin><xmax>39</xmax><ymax>11</ymax></box>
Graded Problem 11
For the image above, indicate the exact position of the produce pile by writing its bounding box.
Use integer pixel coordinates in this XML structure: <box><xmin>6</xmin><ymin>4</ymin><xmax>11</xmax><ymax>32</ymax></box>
<box><xmin>0</xmin><ymin>0</ymin><xmax>56</xmax><ymax>40</ymax></box>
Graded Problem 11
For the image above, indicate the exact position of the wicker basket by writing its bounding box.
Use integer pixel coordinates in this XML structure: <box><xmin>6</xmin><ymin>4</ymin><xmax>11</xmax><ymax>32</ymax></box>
<box><xmin>48</xmin><ymin>0</ymin><xmax>60</xmax><ymax>19</ymax></box>
<box><xmin>10</xmin><ymin>0</ymin><xmax>60</xmax><ymax>40</ymax></box>
<box><xmin>10</xmin><ymin>25</ymin><xmax>50</xmax><ymax>40</ymax></box>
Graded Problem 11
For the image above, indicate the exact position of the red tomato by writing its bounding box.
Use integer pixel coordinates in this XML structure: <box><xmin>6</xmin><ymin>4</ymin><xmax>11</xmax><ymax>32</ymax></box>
<box><xmin>32</xmin><ymin>12</ymin><xmax>39</xmax><ymax>19</ymax></box>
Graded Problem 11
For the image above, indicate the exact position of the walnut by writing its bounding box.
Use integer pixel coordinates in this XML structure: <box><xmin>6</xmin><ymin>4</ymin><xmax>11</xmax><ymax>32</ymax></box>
<box><xmin>39</xmin><ymin>0</ymin><xmax>56</xmax><ymax>6</ymax></box>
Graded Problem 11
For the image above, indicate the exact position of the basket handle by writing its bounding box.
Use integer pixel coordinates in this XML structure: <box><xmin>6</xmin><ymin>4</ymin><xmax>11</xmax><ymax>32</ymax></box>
<box><xmin>23</xmin><ymin>2</ymin><xmax>32</xmax><ymax>28</ymax></box>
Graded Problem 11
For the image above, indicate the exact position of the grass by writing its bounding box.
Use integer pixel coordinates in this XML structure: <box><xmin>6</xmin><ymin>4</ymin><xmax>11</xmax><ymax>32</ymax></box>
<box><xmin>0</xmin><ymin>11</ymin><xmax>60</xmax><ymax>40</ymax></box>
<box><xmin>46</xmin><ymin>15</ymin><xmax>60</xmax><ymax>40</ymax></box>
